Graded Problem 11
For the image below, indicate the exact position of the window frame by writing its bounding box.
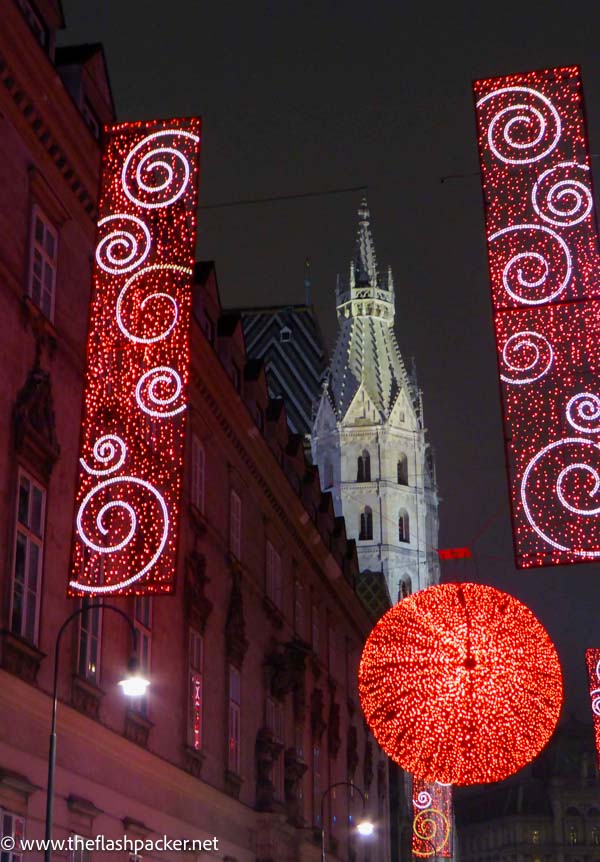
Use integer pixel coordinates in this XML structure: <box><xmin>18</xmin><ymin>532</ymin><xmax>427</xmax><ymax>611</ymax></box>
<box><xmin>77</xmin><ymin>598</ymin><xmax>102</xmax><ymax>685</ymax></box>
<box><xmin>266</xmin><ymin>540</ymin><xmax>283</xmax><ymax>610</ymax></box>
<box><xmin>10</xmin><ymin>467</ymin><xmax>46</xmax><ymax>644</ymax></box>
<box><xmin>27</xmin><ymin>204</ymin><xmax>58</xmax><ymax>321</ymax></box>
<box><xmin>0</xmin><ymin>809</ymin><xmax>25</xmax><ymax>862</ymax></box>
<box><xmin>190</xmin><ymin>434</ymin><xmax>205</xmax><ymax>513</ymax></box>
<box><xmin>188</xmin><ymin>627</ymin><xmax>203</xmax><ymax>750</ymax></box>
<box><xmin>229</xmin><ymin>489</ymin><xmax>242</xmax><ymax>560</ymax></box>
<box><xmin>266</xmin><ymin>696</ymin><xmax>284</xmax><ymax>800</ymax></box>
<box><xmin>132</xmin><ymin>596</ymin><xmax>152</xmax><ymax>717</ymax></box>
<box><xmin>228</xmin><ymin>665</ymin><xmax>241</xmax><ymax>774</ymax></box>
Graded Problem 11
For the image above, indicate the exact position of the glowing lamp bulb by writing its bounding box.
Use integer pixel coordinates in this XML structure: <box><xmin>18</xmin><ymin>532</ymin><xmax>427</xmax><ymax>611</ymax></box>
<box><xmin>356</xmin><ymin>820</ymin><xmax>375</xmax><ymax>837</ymax></box>
<box><xmin>119</xmin><ymin>664</ymin><xmax>150</xmax><ymax>697</ymax></box>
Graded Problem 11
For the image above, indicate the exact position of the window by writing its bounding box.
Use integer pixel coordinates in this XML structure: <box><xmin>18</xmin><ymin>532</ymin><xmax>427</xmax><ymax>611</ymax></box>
<box><xmin>294</xmin><ymin>580</ymin><xmax>304</xmax><ymax>637</ymax></box>
<box><xmin>229</xmin><ymin>490</ymin><xmax>242</xmax><ymax>559</ymax></box>
<box><xmin>328</xmin><ymin>625</ymin><xmax>336</xmax><ymax>677</ymax></box>
<box><xmin>568</xmin><ymin>825</ymin><xmax>578</xmax><ymax>845</ymax></box>
<box><xmin>228</xmin><ymin>666</ymin><xmax>241</xmax><ymax>774</ymax></box>
<box><xmin>357</xmin><ymin>450</ymin><xmax>371</xmax><ymax>482</ymax></box>
<box><xmin>280</xmin><ymin>326</ymin><xmax>292</xmax><ymax>343</ymax></box>
<box><xmin>11</xmin><ymin>469</ymin><xmax>45</xmax><ymax>644</ymax></box>
<box><xmin>28</xmin><ymin>207</ymin><xmax>57</xmax><ymax>319</ymax></box>
<box><xmin>188</xmin><ymin>628</ymin><xmax>203</xmax><ymax>750</ymax></box>
<box><xmin>592</xmin><ymin>827</ymin><xmax>600</xmax><ymax>845</ymax></box>
<box><xmin>312</xmin><ymin>744</ymin><xmax>321</xmax><ymax>826</ymax></box>
<box><xmin>266</xmin><ymin>697</ymin><xmax>284</xmax><ymax>800</ymax></box>
<box><xmin>323</xmin><ymin>460</ymin><xmax>333</xmax><ymax>489</ymax></box>
<box><xmin>1</xmin><ymin>811</ymin><xmax>24</xmax><ymax>862</ymax></box>
<box><xmin>70</xmin><ymin>835</ymin><xmax>91</xmax><ymax>862</ymax></box>
<box><xmin>397</xmin><ymin>454</ymin><xmax>408</xmax><ymax>485</ymax></box>
<box><xmin>359</xmin><ymin>506</ymin><xmax>373</xmax><ymax>541</ymax></box>
<box><xmin>398</xmin><ymin>509</ymin><xmax>410</xmax><ymax>543</ymax></box>
<box><xmin>295</xmin><ymin>723</ymin><xmax>305</xmax><ymax>760</ymax></box>
<box><xmin>312</xmin><ymin>604</ymin><xmax>320</xmax><ymax>656</ymax></box>
<box><xmin>190</xmin><ymin>434</ymin><xmax>205</xmax><ymax>512</ymax></box>
<box><xmin>81</xmin><ymin>99</ymin><xmax>100</xmax><ymax>139</ymax></box>
<box><xmin>133</xmin><ymin>597</ymin><xmax>151</xmax><ymax>716</ymax></box>
<box><xmin>231</xmin><ymin>363</ymin><xmax>241</xmax><ymax>392</ymax></box>
<box><xmin>266</xmin><ymin>541</ymin><xmax>282</xmax><ymax>609</ymax></box>
<box><xmin>16</xmin><ymin>0</ymin><xmax>47</xmax><ymax>47</ymax></box>
<box><xmin>77</xmin><ymin>598</ymin><xmax>102</xmax><ymax>684</ymax></box>
<box><xmin>531</xmin><ymin>829</ymin><xmax>540</xmax><ymax>845</ymax></box>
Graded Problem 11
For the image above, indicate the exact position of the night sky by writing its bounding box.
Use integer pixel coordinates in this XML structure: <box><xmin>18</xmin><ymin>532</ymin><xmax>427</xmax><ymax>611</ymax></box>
<box><xmin>58</xmin><ymin>2</ymin><xmax>600</xmax><ymax>722</ymax></box>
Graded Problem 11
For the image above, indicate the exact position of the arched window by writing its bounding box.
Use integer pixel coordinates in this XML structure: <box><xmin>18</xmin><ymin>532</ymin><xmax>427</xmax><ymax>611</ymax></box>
<box><xmin>397</xmin><ymin>454</ymin><xmax>408</xmax><ymax>485</ymax></box>
<box><xmin>398</xmin><ymin>509</ymin><xmax>409</xmax><ymax>543</ymax></box>
<box><xmin>323</xmin><ymin>460</ymin><xmax>333</xmax><ymax>489</ymax></box>
<box><xmin>359</xmin><ymin>507</ymin><xmax>373</xmax><ymax>541</ymax></box>
<box><xmin>357</xmin><ymin>450</ymin><xmax>371</xmax><ymax>482</ymax></box>
<box><xmin>398</xmin><ymin>578</ymin><xmax>411</xmax><ymax>601</ymax></box>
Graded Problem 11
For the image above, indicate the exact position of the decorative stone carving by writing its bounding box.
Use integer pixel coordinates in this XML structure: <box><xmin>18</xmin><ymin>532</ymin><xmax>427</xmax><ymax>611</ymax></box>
<box><xmin>264</xmin><ymin>638</ymin><xmax>310</xmax><ymax>702</ymax></box>
<box><xmin>184</xmin><ymin>550</ymin><xmax>213</xmax><ymax>633</ymax></box>
<box><xmin>328</xmin><ymin>700</ymin><xmax>341</xmax><ymax>760</ymax></box>
<box><xmin>13</xmin><ymin>359</ymin><xmax>60</xmax><ymax>480</ymax></box>
<box><xmin>347</xmin><ymin>725</ymin><xmax>359</xmax><ymax>780</ymax></box>
<box><xmin>255</xmin><ymin>726</ymin><xmax>283</xmax><ymax>812</ymax></box>
<box><xmin>284</xmin><ymin>747</ymin><xmax>308</xmax><ymax>826</ymax></box>
<box><xmin>183</xmin><ymin>746</ymin><xmax>204</xmax><ymax>779</ymax></box>
<box><xmin>71</xmin><ymin>674</ymin><xmax>103</xmax><ymax>720</ymax></box>
<box><xmin>124</xmin><ymin>709</ymin><xmax>152</xmax><ymax>748</ymax></box>
<box><xmin>310</xmin><ymin>688</ymin><xmax>326</xmax><ymax>740</ymax></box>
<box><xmin>364</xmin><ymin>739</ymin><xmax>374</xmax><ymax>789</ymax></box>
<box><xmin>225</xmin><ymin>567</ymin><xmax>248</xmax><ymax>667</ymax></box>
<box><xmin>224</xmin><ymin>769</ymin><xmax>243</xmax><ymax>801</ymax></box>
<box><xmin>0</xmin><ymin>630</ymin><xmax>44</xmax><ymax>683</ymax></box>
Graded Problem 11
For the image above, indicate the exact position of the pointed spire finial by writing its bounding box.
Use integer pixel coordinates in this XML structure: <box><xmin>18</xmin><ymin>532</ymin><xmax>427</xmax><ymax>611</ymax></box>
<box><xmin>304</xmin><ymin>257</ymin><xmax>312</xmax><ymax>306</ymax></box>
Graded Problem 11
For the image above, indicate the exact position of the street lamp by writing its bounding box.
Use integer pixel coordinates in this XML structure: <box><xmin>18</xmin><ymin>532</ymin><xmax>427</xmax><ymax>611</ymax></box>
<box><xmin>320</xmin><ymin>780</ymin><xmax>374</xmax><ymax>861</ymax></box>
<box><xmin>44</xmin><ymin>603</ymin><xmax>146</xmax><ymax>862</ymax></box>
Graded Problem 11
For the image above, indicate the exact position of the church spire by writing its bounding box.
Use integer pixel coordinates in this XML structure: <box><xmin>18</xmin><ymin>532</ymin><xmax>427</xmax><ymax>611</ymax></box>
<box><xmin>354</xmin><ymin>197</ymin><xmax>378</xmax><ymax>287</ymax></box>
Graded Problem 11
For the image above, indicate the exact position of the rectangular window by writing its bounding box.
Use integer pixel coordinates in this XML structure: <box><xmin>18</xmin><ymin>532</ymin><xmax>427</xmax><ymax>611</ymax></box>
<box><xmin>312</xmin><ymin>604</ymin><xmax>320</xmax><ymax>657</ymax></box>
<box><xmin>294</xmin><ymin>580</ymin><xmax>304</xmax><ymax>638</ymax></box>
<box><xmin>28</xmin><ymin>206</ymin><xmax>57</xmax><ymax>320</ymax></box>
<box><xmin>228</xmin><ymin>665</ymin><xmax>241</xmax><ymax>774</ymax></box>
<box><xmin>190</xmin><ymin>434</ymin><xmax>205</xmax><ymax>512</ymax></box>
<box><xmin>77</xmin><ymin>598</ymin><xmax>102</xmax><ymax>684</ymax></box>
<box><xmin>69</xmin><ymin>835</ymin><xmax>91</xmax><ymax>862</ymax></box>
<box><xmin>312</xmin><ymin>744</ymin><xmax>321</xmax><ymax>826</ymax></box>
<box><xmin>81</xmin><ymin>99</ymin><xmax>100</xmax><ymax>139</ymax></box>
<box><xmin>328</xmin><ymin>624</ymin><xmax>336</xmax><ymax>677</ymax></box>
<box><xmin>10</xmin><ymin>469</ymin><xmax>45</xmax><ymax>644</ymax></box>
<box><xmin>188</xmin><ymin>628</ymin><xmax>203</xmax><ymax>750</ymax></box>
<box><xmin>230</xmin><ymin>490</ymin><xmax>242</xmax><ymax>560</ymax></box>
<box><xmin>0</xmin><ymin>810</ymin><xmax>24</xmax><ymax>862</ymax></box>
<box><xmin>266</xmin><ymin>697</ymin><xmax>284</xmax><ymax>800</ymax></box>
<box><xmin>266</xmin><ymin>541</ymin><xmax>282</xmax><ymax>609</ymax></box>
<box><xmin>133</xmin><ymin>597</ymin><xmax>152</xmax><ymax>717</ymax></box>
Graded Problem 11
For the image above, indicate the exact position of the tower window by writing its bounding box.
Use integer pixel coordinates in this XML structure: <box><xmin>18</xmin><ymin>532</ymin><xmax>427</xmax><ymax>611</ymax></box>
<box><xmin>280</xmin><ymin>326</ymin><xmax>292</xmax><ymax>343</ymax></box>
<box><xmin>398</xmin><ymin>509</ymin><xmax>410</xmax><ymax>543</ymax></box>
<box><xmin>359</xmin><ymin>507</ymin><xmax>373</xmax><ymax>541</ymax></box>
<box><xmin>397</xmin><ymin>454</ymin><xmax>408</xmax><ymax>485</ymax></box>
<box><xmin>357</xmin><ymin>450</ymin><xmax>371</xmax><ymax>482</ymax></box>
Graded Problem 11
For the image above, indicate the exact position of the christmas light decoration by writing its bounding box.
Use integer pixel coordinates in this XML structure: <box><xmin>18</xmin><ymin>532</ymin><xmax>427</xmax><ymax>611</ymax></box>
<box><xmin>412</xmin><ymin>779</ymin><xmax>452</xmax><ymax>858</ymax></box>
<box><xmin>474</xmin><ymin>66</ymin><xmax>600</xmax><ymax>568</ymax></box>
<box><xmin>585</xmin><ymin>648</ymin><xmax>600</xmax><ymax>771</ymax></box>
<box><xmin>358</xmin><ymin>583</ymin><xmax>563</xmax><ymax>785</ymax></box>
<box><xmin>68</xmin><ymin>118</ymin><xmax>201</xmax><ymax>596</ymax></box>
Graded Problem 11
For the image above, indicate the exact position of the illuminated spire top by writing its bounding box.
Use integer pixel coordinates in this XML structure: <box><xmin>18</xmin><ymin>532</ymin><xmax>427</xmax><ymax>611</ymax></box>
<box><xmin>354</xmin><ymin>197</ymin><xmax>378</xmax><ymax>287</ymax></box>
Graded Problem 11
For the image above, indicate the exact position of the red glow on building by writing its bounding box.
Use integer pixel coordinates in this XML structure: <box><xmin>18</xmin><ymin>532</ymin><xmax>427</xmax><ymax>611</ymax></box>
<box><xmin>585</xmin><ymin>648</ymin><xmax>600</xmax><ymax>771</ymax></box>
<box><xmin>412</xmin><ymin>778</ymin><xmax>452</xmax><ymax>858</ymax></box>
<box><xmin>473</xmin><ymin>66</ymin><xmax>600</xmax><ymax>568</ymax></box>
<box><xmin>68</xmin><ymin>118</ymin><xmax>201</xmax><ymax>596</ymax></box>
<box><xmin>358</xmin><ymin>583</ymin><xmax>563</xmax><ymax>785</ymax></box>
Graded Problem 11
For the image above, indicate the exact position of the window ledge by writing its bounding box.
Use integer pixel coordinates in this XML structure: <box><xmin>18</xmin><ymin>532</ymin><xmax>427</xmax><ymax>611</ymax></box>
<box><xmin>183</xmin><ymin>745</ymin><xmax>205</xmax><ymax>779</ymax></box>
<box><xmin>22</xmin><ymin>295</ymin><xmax>58</xmax><ymax>344</ymax></box>
<box><xmin>124</xmin><ymin>708</ymin><xmax>153</xmax><ymax>748</ymax></box>
<box><xmin>0</xmin><ymin>629</ymin><xmax>45</xmax><ymax>683</ymax></box>
<box><xmin>71</xmin><ymin>673</ymin><xmax>104</xmax><ymax>721</ymax></box>
<box><xmin>224</xmin><ymin>769</ymin><xmax>243</xmax><ymax>800</ymax></box>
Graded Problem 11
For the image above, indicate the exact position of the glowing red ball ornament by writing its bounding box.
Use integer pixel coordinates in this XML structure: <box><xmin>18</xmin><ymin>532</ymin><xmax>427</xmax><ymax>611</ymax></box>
<box><xmin>358</xmin><ymin>583</ymin><xmax>563</xmax><ymax>785</ymax></box>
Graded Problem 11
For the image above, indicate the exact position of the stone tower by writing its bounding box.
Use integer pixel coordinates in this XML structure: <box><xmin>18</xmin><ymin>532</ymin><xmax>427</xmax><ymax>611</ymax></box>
<box><xmin>311</xmin><ymin>199</ymin><xmax>440</xmax><ymax>608</ymax></box>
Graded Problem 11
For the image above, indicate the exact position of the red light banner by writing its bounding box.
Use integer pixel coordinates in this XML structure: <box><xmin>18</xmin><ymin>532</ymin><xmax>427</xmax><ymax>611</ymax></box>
<box><xmin>474</xmin><ymin>66</ymin><xmax>600</xmax><ymax>567</ymax></box>
<box><xmin>68</xmin><ymin>118</ymin><xmax>201</xmax><ymax>596</ymax></box>
<box><xmin>412</xmin><ymin>778</ymin><xmax>452</xmax><ymax>858</ymax></box>
<box><xmin>585</xmin><ymin>648</ymin><xmax>600</xmax><ymax>771</ymax></box>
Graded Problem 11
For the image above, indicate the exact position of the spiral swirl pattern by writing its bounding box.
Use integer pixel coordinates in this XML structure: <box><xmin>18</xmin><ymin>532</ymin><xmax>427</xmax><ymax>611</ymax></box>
<box><xmin>489</xmin><ymin>223</ymin><xmax>572</xmax><ymax>305</ymax></box>
<box><xmin>80</xmin><ymin>435</ymin><xmax>127</xmax><ymax>476</ymax></box>
<box><xmin>95</xmin><ymin>214</ymin><xmax>151</xmax><ymax>274</ymax></box>
<box><xmin>71</xmin><ymin>475</ymin><xmax>169</xmax><ymax>593</ymax></box>
<box><xmin>116</xmin><ymin>263</ymin><xmax>192</xmax><ymax>344</ymax></box>
<box><xmin>521</xmin><ymin>438</ymin><xmax>600</xmax><ymax>556</ymax></box>
<box><xmin>122</xmin><ymin>129</ymin><xmax>200</xmax><ymax>209</ymax></box>
<box><xmin>500</xmin><ymin>331</ymin><xmax>554</xmax><ymax>385</ymax></box>
<box><xmin>413</xmin><ymin>809</ymin><xmax>450</xmax><ymax>857</ymax></box>
<box><xmin>476</xmin><ymin>86</ymin><xmax>561</xmax><ymax>164</ymax></box>
<box><xmin>532</xmin><ymin>161</ymin><xmax>593</xmax><ymax>227</ymax></box>
<box><xmin>135</xmin><ymin>366</ymin><xmax>186</xmax><ymax>418</ymax></box>
<box><xmin>566</xmin><ymin>392</ymin><xmax>600</xmax><ymax>434</ymax></box>
<box><xmin>590</xmin><ymin>688</ymin><xmax>600</xmax><ymax>717</ymax></box>
<box><xmin>413</xmin><ymin>791</ymin><xmax>433</xmax><ymax>810</ymax></box>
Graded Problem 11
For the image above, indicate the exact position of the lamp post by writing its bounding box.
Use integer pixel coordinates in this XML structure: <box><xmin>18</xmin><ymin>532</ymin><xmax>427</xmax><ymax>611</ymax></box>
<box><xmin>44</xmin><ymin>603</ymin><xmax>149</xmax><ymax>862</ymax></box>
<box><xmin>320</xmin><ymin>780</ymin><xmax>374</xmax><ymax>862</ymax></box>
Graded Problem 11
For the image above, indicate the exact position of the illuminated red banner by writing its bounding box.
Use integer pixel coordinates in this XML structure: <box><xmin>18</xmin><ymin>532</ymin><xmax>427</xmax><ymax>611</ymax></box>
<box><xmin>474</xmin><ymin>66</ymin><xmax>600</xmax><ymax>567</ymax></box>
<box><xmin>68</xmin><ymin>118</ymin><xmax>201</xmax><ymax>596</ymax></box>
<box><xmin>412</xmin><ymin>778</ymin><xmax>452</xmax><ymax>858</ymax></box>
<box><xmin>585</xmin><ymin>648</ymin><xmax>600</xmax><ymax>771</ymax></box>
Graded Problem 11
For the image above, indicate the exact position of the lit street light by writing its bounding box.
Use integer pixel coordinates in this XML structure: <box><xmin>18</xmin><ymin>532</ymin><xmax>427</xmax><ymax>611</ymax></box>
<box><xmin>320</xmin><ymin>780</ymin><xmax>374</xmax><ymax>861</ymax></box>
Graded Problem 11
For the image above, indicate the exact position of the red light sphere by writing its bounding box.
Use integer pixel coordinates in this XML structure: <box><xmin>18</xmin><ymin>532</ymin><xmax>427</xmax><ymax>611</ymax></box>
<box><xmin>358</xmin><ymin>583</ymin><xmax>563</xmax><ymax>785</ymax></box>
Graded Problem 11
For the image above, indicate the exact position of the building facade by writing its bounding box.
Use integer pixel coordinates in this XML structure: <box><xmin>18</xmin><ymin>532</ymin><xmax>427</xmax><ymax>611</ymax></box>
<box><xmin>311</xmin><ymin>199</ymin><xmax>440</xmax><ymax>611</ymax></box>
<box><xmin>0</xmin><ymin>5</ymin><xmax>391</xmax><ymax>861</ymax></box>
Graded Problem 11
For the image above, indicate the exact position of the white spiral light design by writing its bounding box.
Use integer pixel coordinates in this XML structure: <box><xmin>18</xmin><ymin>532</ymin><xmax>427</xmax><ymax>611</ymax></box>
<box><xmin>95</xmin><ymin>214</ymin><xmax>151</xmax><ymax>274</ymax></box>
<box><xmin>489</xmin><ymin>223</ymin><xmax>572</xmax><ymax>305</ymax></box>
<box><xmin>413</xmin><ymin>791</ymin><xmax>433</xmax><ymax>810</ymax></box>
<box><xmin>135</xmin><ymin>366</ymin><xmax>186</xmax><ymax>418</ymax></box>
<box><xmin>477</xmin><ymin>86</ymin><xmax>562</xmax><ymax>164</ymax></box>
<box><xmin>532</xmin><ymin>161</ymin><xmax>593</xmax><ymax>227</ymax></box>
<box><xmin>500</xmin><ymin>330</ymin><xmax>554</xmax><ymax>385</ymax></box>
<box><xmin>116</xmin><ymin>263</ymin><xmax>192</xmax><ymax>344</ymax></box>
<box><xmin>80</xmin><ymin>434</ymin><xmax>127</xmax><ymax>476</ymax></box>
<box><xmin>71</xmin><ymin>475</ymin><xmax>169</xmax><ymax>593</ymax></box>
<box><xmin>591</xmin><ymin>688</ymin><xmax>600</xmax><ymax>717</ymax></box>
<box><xmin>521</xmin><ymin>437</ymin><xmax>600</xmax><ymax>556</ymax></box>
<box><xmin>566</xmin><ymin>392</ymin><xmax>600</xmax><ymax>434</ymax></box>
<box><xmin>122</xmin><ymin>129</ymin><xmax>200</xmax><ymax>209</ymax></box>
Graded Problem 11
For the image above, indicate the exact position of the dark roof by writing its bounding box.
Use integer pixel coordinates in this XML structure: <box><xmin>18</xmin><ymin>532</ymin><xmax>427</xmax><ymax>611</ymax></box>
<box><xmin>217</xmin><ymin>312</ymin><xmax>241</xmax><ymax>338</ymax></box>
<box><xmin>266</xmin><ymin>398</ymin><xmax>285</xmax><ymax>422</ymax></box>
<box><xmin>244</xmin><ymin>357</ymin><xmax>264</xmax><ymax>382</ymax></box>
<box><xmin>55</xmin><ymin>43</ymin><xmax>103</xmax><ymax>65</ymax></box>
<box><xmin>455</xmin><ymin>780</ymin><xmax>553</xmax><ymax>826</ymax></box>
<box><xmin>194</xmin><ymin>261</ymin><xmax>215</xmax><ymax>285</ymax></box>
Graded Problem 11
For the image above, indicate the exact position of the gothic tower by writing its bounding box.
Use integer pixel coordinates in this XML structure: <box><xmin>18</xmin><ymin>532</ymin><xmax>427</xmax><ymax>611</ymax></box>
<box><xmin>311</xmin><ymin>199</ymin><xmax>440</xmax><ymax>608</ymax></box>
